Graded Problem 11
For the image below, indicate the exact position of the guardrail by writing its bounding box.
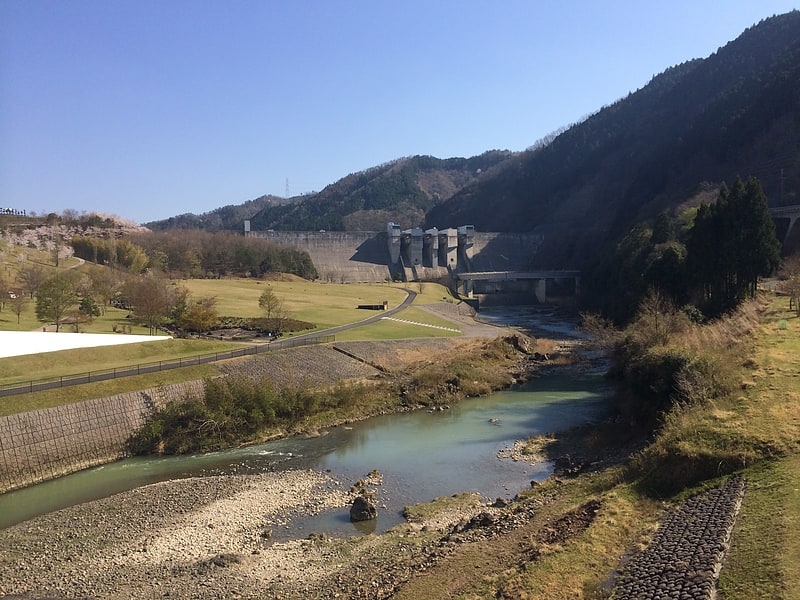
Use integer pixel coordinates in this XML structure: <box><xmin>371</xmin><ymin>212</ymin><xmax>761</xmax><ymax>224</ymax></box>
<box><xmin>0</xmin><ymin>334</ymin><xmax>334</xmax><ymax>398</ymax></box>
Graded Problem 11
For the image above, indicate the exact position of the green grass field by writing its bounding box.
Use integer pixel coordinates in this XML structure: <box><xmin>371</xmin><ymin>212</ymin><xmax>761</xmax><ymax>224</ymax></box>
<box><xmin>0</xmin><ymin>269</ymin><xmax>464</xmax><ymax>411</ymax></box>
<box><xmin>183</xmin><ymin>278</ymin><xmax>407</xmax><ymax>329</ymax></box>
<box><xmin>714</xmin><ymin>296</ymin><xmax>800</xmax><ymax>598</ymax></box>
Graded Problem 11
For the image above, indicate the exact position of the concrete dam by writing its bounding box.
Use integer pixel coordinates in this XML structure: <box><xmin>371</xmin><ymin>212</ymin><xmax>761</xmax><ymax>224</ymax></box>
<box><xmin>246</xmin><ymin>223</ymin><xmax>579</xmax><ymax>304</ymax></box>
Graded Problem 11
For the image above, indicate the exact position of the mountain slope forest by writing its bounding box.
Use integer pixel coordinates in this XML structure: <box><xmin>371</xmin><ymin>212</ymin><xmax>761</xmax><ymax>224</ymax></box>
<box><xmin>426</xmin><ymin>10</ymin><xmax>800</xmax><ymax>265</ymax></box>
<box><xmin>148</xmin><ymin>152</ymin><xmax>514</xmax><ymax>233</ymax></box>
<box><xmin>148</xmin><ymin>11</ymin><xmax>800</xmax><ymax>272</ymax></box>
<box><xmin>145</xmin><ymin>194</ymin><xmax>292</xmax><ymax>232</ymax></box>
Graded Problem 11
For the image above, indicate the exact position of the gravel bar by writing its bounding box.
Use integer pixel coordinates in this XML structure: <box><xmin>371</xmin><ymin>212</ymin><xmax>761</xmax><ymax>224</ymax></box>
<box><xmin>612</xmin><ymin>476</ymin><xmax>746</xmax><ymax>600</ymax></box>
<box><xmin>0</xmin><ymin>469</ymin><xmax>353</xmax><ymax>599</ymax></box>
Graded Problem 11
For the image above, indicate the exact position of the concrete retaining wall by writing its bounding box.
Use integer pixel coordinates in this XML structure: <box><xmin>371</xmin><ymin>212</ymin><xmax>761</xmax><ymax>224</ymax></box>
<box><xmin>0</xmin><ymin>381</ymin><xmax>203</xmax><ymax>494</ymax></box>
<box><xmin>249</xmin><ymin>230</ymin><xmax>393</xmax><ymax>283</ymax></box>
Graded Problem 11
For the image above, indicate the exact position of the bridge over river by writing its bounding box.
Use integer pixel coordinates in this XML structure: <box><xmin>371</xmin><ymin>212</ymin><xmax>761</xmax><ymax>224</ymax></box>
<box><xmin>457</xmin><ymin>270</ymin><xmax>581</xmax><ymax>304</ymax></box>
<box><xmin>770</xmin><ymin>205</ymin><xmax>800</xmax><ymax>244</ymax></box>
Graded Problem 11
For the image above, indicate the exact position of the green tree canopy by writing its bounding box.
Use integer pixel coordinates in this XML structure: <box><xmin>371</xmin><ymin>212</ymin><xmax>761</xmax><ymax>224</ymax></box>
<box><xmin>686</xmin><ymin>176</ymin><xmax>780</xmax><ymax>314</ymax></box>
<box><xmin>35</xmin><ymin>271</ymin><xmax>80</xmax><ymax>332</ymax></box>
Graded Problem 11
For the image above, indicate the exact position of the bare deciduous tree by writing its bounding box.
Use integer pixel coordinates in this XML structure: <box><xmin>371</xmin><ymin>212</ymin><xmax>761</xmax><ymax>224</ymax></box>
<box><xmin>124</xmin><ymin>273</ymin><xmax>174</xmax><ymax>335</ymax></box>
<box><xmin>18</xmin><ymin>264</ymin><xmax>46</xmax><ymax>299</ymax></box>
<box><xmin>258</xmin><ymin>287</ymin><xmax>281</xmax><ymax>320</ymax></box>
<box><xmin>778</xmin><ymin>274</ymin><xmax>800</xmax><ymax>315</ymax></box>
<box><xmin>181</xmin><ymin>296</ymin><xmax>219</xmax><ymax>332</ymax></box>
<box><xmin>258</xmin><ymin>287</ymin><xmax>289</xmax><ymax>334</ymax></box>
<box><xmin>627</xmin><ymin>288</ymin><xmax>689</xmax><ymax>349</ymax></box>
<box><xmin>8</xmin><ymin>289</ymin><xmax>29</xmax><ymax>324</ymax></box>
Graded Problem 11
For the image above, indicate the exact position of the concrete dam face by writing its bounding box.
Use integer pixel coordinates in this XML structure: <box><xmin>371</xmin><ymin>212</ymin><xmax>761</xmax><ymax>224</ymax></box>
<box><xmin>247</xmin><ymin>230</ymin><xmax>394</xmax><ymax>283</ymax></box>
<box><xmin>245</xmin><ymin>225</ymin><xmax>576</xmax><ymax>304</ymax></box>
<box><xmin>246</xmin><ymin>227</ymin><xmax>543</xmax><ymax>283</ymax></box>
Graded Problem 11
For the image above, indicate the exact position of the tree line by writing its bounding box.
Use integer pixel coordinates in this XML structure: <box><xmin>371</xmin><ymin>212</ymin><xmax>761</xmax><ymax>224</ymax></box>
<box><xmin>585</xmin><ymin>176</ymin><xmax>781</xmax><ymax>324</ymax></box>
<box><xmin>71</xmin><ymin>229</ymin><xmax>317</xmax><ymax>280</ymax></box>
<box><xmin>2</xmin><ymin>228</ymin><xmax>317</xmax><ymax>334</ymax></box>
<box><xmin>2</xmin><ymin>261</ymin><xmax>299</xmax><ymax>336</ymax></box>
<box><xmin>572</xmin><ymin>175</ymin><xmax>784</xmax><ymax>484</ymax></box>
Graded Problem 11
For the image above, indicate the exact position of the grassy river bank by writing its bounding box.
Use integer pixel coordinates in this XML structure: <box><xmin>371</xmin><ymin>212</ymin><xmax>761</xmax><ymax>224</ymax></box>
<box><xmin>1</xmin><ymin>295</ymin><xmax>798</xmax><ymax>598</ymax></box>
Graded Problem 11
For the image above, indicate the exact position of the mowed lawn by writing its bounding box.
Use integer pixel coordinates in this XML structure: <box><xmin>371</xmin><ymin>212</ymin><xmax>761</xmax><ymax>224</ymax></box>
<box><xmin>0</xmin><ymin>279</ymin><xmax>463</xmax><ymax>412</ymax></box>
<box><xmin>182</xmin><ymin>278</ymin><xmax>435</xmax><ymax>331</ymax></box>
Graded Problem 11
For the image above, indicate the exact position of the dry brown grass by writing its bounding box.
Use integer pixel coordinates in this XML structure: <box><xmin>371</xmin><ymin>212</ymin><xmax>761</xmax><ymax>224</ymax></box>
<box><xmin>394</xmin><ymin>474</ymin><xmax>663</xmax><ymax>600</ymax></box>
<box><xmin>676</xmin><ymin>295</ymin><xmax>765</xmax><ymax>353</ymax></box>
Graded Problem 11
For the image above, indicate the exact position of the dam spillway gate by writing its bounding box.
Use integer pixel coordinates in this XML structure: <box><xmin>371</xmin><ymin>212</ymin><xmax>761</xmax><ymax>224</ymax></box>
<box><xmin>245</xmin><ymin>222</ymin><xmax>578</xmax><ymax>304</ymax></box>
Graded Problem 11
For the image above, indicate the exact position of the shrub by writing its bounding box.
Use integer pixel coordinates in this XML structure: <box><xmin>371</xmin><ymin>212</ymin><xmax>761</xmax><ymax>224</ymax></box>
<box><xmin>617</xmin><ymin>346</ymin><xmax>693</xmax><ymax>426</ymax></box>
<box><xmin>674</xmin><ymin>352</ymin><xmax>737</xmax><ymax>406</ymax></box>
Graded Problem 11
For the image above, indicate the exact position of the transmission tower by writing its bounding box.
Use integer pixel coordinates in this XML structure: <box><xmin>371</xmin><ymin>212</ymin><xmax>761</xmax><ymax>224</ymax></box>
<box><xmin>285</xmin><ymin>178</ymin><xmax>290</xmax><ymax>198</ymax></box>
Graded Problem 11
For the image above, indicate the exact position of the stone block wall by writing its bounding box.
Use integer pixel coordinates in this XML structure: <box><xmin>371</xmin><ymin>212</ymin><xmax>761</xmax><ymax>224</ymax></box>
<box><xmin>0</xmin><ymin>381</ymin><xmax>203</xmax><ymax>494</ymax></box>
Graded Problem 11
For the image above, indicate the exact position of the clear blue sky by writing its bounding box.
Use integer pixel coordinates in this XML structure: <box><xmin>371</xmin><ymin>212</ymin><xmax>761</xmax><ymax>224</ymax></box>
<box><xmin>1</xmin><ymin>1</ymin><xmax>798</xmax><ymax>224</ymax></box>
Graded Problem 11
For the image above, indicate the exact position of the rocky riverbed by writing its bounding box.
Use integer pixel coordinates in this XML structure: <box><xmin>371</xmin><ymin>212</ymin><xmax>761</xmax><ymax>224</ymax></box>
<box><xmin>0</xmin><ymin>463</ymin><xmax>516</xmax><ymax>600</ymax></box>
<box><xmin>0</xmin><ymin>318</ymin><xmax>747</xmax><ymax>599</ymax></box>
<box><xmin>0</xmin><ymin>438</ymin><xmax>749</xmax><ymax>599</ymax></box>
<box><xmin>0</xmin><ymin>469</ymin><xmax>356</xmax><ymax>599</ymax></box>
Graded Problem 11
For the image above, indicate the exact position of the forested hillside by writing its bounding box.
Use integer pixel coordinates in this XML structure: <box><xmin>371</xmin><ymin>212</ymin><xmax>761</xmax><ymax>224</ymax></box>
<box><xmin>247</xmin><ymin>152</ymin><xmax>513</xmax><ymax>232</ymax></box>
<box><xmin>149</xmin><ymin>11</ymin><xmax>800</xmax><ymax>273</ymax></box>
<box><xmin>426</xmin><ymin>10</ymin><xmax>800</xmax><ymax>267</ymax></box>
<box><xmin>145</xmin><ymin>195</ymin><xmax>293</xmax><ymax>232</ymax></box>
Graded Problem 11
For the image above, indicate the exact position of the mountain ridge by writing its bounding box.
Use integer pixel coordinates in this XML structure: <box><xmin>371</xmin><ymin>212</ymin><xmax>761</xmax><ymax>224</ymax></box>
<box><xmin>147</xmin><ymin>10</ymin><xmax>800</xmax><ymax>269</ymax></box>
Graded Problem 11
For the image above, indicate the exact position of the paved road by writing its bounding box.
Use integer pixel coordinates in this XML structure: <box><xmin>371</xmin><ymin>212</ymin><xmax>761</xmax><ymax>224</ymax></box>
<box><xmin>1</xmin><ymin>290</ymin><xmax>420</xmax><ymax>396</ymax></box>
<box><xmin>268</xmin><ymin>288</ymin><xmax>418</xmax><ymax>349</ymax></box>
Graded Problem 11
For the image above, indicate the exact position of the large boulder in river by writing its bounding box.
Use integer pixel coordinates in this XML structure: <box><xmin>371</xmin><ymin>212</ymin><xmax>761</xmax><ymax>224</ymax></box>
<box><xmin>350</xmin><ymin>494</ymin><xmax>378</xmax><ymax>522</ymax></box>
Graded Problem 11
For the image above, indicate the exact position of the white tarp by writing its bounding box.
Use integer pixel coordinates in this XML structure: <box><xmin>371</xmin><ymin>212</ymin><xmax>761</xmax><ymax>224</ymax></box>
<box><xmin>0</xmin><ymin>331</ymin><xmax>171</xmax><ymax>359</ymax></box>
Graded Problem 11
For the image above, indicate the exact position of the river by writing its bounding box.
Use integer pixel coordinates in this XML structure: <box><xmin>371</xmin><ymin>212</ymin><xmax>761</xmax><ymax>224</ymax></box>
<box><xmin>0</xmin><ymin>306</ymin><xmax>609</xmax><ymax>537</ymax></box>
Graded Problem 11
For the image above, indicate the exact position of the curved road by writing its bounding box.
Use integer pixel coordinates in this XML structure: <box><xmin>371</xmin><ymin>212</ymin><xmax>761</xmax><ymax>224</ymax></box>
<box><xmin>2</xmin><ymin>288</ymin><xmax>519</xmax><ymax>398</ymax></box>
<box><xmin>267</xmin><ymin>288</ymin><xmax>418</xmax><ymax>349</ymax></box>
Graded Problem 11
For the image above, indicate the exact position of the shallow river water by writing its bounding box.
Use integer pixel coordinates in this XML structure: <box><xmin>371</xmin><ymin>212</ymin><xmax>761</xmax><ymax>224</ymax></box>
<box><xmin>0</xmin><ymin>307</ymin><xmax>609</xmax><ymax>537</ymax></box>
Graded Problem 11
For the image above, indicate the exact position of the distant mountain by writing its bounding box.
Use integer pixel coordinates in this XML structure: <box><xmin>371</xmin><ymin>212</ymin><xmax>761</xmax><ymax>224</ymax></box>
<box><xmin>145</xmin><ymin>195</ymin><xmax>294</xmax><ymax>232</ymax></box>
<box><xmin>151</xmin><ymin>11</ymin><xmax>800</xmax><ymax>270</ymax></box>
<box><xmin>426</xmin><ymin>10</ymin><xmax>800</xmax><ymax>267</ymax></box>
<box><xmin>246</xmin><ymin>152</ymin><xmax>514</xmax><ymax>232</ymax></box>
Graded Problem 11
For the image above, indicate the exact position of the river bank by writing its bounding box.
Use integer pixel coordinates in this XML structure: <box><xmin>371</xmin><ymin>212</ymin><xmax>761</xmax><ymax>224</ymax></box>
<box><xmin>0</xmin><ymin>308</ymin><xmax>599</xmax><ymax>598</ymax></box>
<box><xmin>0</xmin><ymin>419</ymin><xmax>594</xmax><ymax>600</ymax></box>
<box><xmin>0</xmin><ymin>469</ymin><xmax>354</xmax><ymax>598</ymax></box>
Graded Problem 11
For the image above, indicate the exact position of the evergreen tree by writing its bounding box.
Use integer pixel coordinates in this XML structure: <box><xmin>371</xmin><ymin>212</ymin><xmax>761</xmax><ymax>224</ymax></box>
<box><xmin>686</xmin><ymin>176</ymin><xmax>780</xmax><ymax>315</ymax></box>
<box><xmin>736</xmin><ymin>177</ymin><xmax>781</xmax><ymax>297</ymax></box>
<box><xmin>650</xmin><ymin>211</ymin><xmax>675</xmax><ymax>244</ymax></box>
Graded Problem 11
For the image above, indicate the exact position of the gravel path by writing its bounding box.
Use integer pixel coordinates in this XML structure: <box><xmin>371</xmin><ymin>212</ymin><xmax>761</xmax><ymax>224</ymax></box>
<box><xmin>611</xmin><ymin>476</ymin><xmax>746</xmax><ymax>600</ymax></box>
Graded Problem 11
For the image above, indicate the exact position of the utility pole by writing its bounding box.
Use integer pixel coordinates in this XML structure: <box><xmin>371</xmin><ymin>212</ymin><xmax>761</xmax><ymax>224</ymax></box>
<box><xmin>780</xmin><ymin>168</ymin><xmax>786</xmax><ymax>205</ymax></box>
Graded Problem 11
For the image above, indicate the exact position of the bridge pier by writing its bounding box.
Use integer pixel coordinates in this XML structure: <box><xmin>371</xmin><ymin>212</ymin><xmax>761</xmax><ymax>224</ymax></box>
<box><xmin>457</xmin><ymin>270</ymin><xmax>580</xmax><ymax>305</ymax></box>
<box><xmin>534</xmin><ymin>279</ymin><xmax>547</xmax><ymax>303</ymax></box>
<box><xmin>770</xmin><ymin>206</ymin><xmax>800</xmax><ymax>246</ymax></box>
<box><xmin>783</xmin><ymin>215</ymin><xmax>800</xmax><ymax>245</ymax></box>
